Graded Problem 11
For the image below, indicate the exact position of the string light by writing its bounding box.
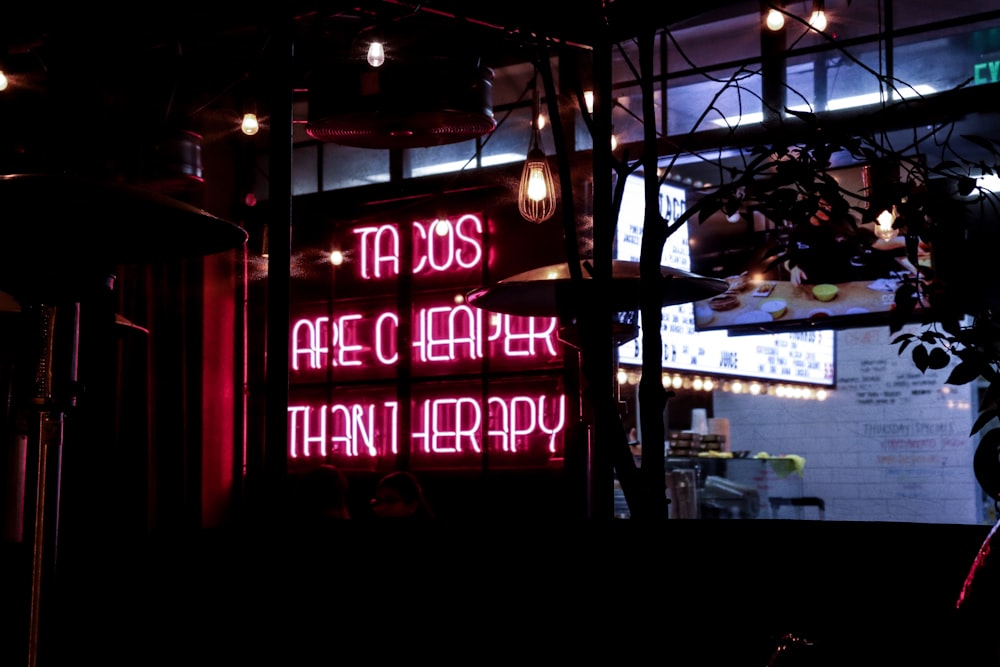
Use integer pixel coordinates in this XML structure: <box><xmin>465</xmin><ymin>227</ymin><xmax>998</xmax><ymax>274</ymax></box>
<box><xmin>766</xmin><ymin>8</ymin><xmax>785</xmax><ymax>31</ymax></box>
<box><xmin>241</xmin><ymin>112</ymin><xmax>260</xmax><ymax>136</ymax></box>
<box><xmin>809</xmin><ymin>0</ymin><xmax>828</xmax><ymax>32</ymax></box>
<box><xmin>367</xmin><ymin>40</ymin><xmax>386</xmax><ymax>68</ymax></box>
<box><xmin>0</xmin><ymin>70</ymin><xmax>8</xmax><ymax>92</ymax></box>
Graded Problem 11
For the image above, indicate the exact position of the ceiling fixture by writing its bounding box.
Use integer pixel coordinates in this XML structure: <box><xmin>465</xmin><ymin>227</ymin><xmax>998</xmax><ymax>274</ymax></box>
<box><xmin>518</xmin><ymin>71</ymin><xmax>556</xmax><ymax>224</ymax></box>
<box><xmin>305</xmin><ymin>16</ymin><xmax>496</xmax><ymax>150</ymax></box>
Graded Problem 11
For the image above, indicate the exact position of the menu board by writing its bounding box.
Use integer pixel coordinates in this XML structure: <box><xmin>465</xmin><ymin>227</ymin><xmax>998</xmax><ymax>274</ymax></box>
<box><xmin>615</xmin><ymin>176</ymin><xmax>836</xmax><ymax>386</ymax></box>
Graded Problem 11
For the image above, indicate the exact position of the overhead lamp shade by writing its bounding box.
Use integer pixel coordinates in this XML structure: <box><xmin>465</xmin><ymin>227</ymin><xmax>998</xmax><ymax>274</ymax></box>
<box><xmin>0</xmin><ymin>173</ymin><xmax>247</xmax><ymax>301</ymax></box>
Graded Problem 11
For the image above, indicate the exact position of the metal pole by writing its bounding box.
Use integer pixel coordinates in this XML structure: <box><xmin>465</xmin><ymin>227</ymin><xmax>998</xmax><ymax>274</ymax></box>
<box><xmin>23</xmin><ymin>302</ymin><xmax>80</xmax><ymax>667</ymax></box>
<box><xmin>260</xmin><ymin>12</ymin><xmax>294</xmax><ymax>518</ymax></box>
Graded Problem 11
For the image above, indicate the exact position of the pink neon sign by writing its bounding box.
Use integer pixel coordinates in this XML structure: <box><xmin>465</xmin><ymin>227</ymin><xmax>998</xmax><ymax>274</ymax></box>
<box><xmin>287</xmin><ymin>383</ymin><xmax>567</xmax><ymax>469</ymax></box>
<box><xmin>290</xmin><ymin>297</ymin><xmax>561</xmax><ymax>381</ymax></box>
<box><xmin>351</xmin><ymin>215</ymin><xmax>484</xmax><ymax>281</ymax></box>
<box><xmin>288</xmin><ymin>211</ymin><xmax>570</xmax><ymax>468</ymax></box>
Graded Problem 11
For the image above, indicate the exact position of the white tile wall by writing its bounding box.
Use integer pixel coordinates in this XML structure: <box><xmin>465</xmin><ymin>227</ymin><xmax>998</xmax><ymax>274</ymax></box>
<box><xmin>714</xmin><ymin>324</ymin><xmax>985</xmax><ymax>524</ymax></box>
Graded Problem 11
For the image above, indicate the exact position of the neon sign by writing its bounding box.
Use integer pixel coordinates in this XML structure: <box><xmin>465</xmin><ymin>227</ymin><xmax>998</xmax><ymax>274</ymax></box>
<box><xmin>290</xmin><ymin>303</ymin><xmax>559</xmax><ymax>374</ymax></box>
<box><xmin>351</xmin><ymin>215</ymin><xmax>484</xmax><ymax>280</ymax></box>
<box><xmin>288</xmin><ymin>210</ymin><xmax>570</xmax><ymax>468</ymax></box>
<box><xmin>288</xmin><ymin>385</ymin><xmax>567</xmax><ymax>468</ymax></box>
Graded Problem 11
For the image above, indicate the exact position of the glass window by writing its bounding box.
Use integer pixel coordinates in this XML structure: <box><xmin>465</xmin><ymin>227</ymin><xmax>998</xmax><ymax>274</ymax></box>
<box><xmin>665</xmin><ymin>67</ymin><xmax>764</xmax><ymax>135</ymax></box>
<box><xmin>894</xmin><ymin>21</ymin><xmax>1000</xmax><ymax>95</ymax></box>
<box><xmin>292</xmin><ymin>144</ymin><xmax>319</xmax><ymax>196</ymax></box>
<box><xmin>321</xmin><ymin>144</ymin><xmax>390</xmax><ymax>189</ymax></box>
<box><xmin>893</xmin><ymin>0</ymin><xmax>998</xmax><ymax>31</ymax></box>
<box><xmin>481</xmin><ymin>107</ymin><xmax>539</xmax><ymax>169</ymax></box>
<box><xmin>666</xmin><ymin>6</ymin><xmax>762</xmax><ymax>72</ymax></box>
<box><xmin>403</xmin><ymin>139</ymin><xmax>480</xmax><ymax>178</ymax></box>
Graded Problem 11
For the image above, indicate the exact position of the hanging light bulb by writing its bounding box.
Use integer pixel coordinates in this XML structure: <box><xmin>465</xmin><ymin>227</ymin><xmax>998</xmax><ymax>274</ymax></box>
<box><xmin>518</xmin><ymin>72</ymin><xmax>556</xmax><ymax>224</ymax></box>
<box><xmin>241</xmin><ymin>112</ymin><xmax>260</xmax><ymax>136</ymax></box>
<box><xmin>875</xmin><ymin>207</ymin><xmax>898</xmax><ymax>242</ymax></box>
<box><xmin>367</xmin><ymin>40</ymin><xmax>386</xmax><ymax>68</ymax></box>
<box><xmin>809</xmin><ymin>0</ymin><xmax>828</xmax><ymax>32</ymax></box>
<box><xmin>765</xmin><ymin>8</ymin><xmax>785</xmax><ymax>31</ymax></box>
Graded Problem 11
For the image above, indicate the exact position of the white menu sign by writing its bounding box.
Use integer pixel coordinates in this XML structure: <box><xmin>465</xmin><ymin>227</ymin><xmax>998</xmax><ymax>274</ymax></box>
<box><xmin>615</xmin><ymin>176</ymin><xmax>835</xmax><ymax>386</ymax></box>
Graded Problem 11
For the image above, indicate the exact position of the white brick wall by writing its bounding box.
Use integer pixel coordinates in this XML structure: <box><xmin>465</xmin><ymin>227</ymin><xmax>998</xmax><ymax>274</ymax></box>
<box><xmin>714</xmin><ymin>325</ymin><xmax>984</xmax><ymax>524</ymax></box>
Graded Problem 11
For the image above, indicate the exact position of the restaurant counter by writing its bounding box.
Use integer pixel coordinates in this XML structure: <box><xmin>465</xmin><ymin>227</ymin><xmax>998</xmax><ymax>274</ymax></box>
<box><xmin>615</xmin><ymin>455</ymin><xmax>809</xmax><ymax>520</ymax></box>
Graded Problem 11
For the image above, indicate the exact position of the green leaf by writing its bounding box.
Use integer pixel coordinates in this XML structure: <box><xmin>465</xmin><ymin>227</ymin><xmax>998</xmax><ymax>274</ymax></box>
<box><xmin>946</xmin><ymin>361</ymin><xmax>982</xmax><ymax>386</ymax></box>
<box><xmin>927</xmin><ymin>347</ymin><xmax>951</xmax><ymax>370</ymax></box>
<box><xmin>971</xmin><ymin>409</ymin><xmax>999</xmax><ymax>437</ymax></box>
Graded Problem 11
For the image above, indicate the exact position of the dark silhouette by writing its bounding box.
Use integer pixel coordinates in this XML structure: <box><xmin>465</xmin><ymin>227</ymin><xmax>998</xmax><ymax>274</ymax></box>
<box><xmin>287</xmin><ymin>464</ymin><xmax>352</xmax><ymax>529</ymax></box>
<box><xmin>784</xmin><ymin>197</ymin><xmax>906</xmax><ymax>286</ymax></box>
<box><xmin>371</xmin><ymin>471</ymin><xmax>435</xmax><ymax>519</ymax></box>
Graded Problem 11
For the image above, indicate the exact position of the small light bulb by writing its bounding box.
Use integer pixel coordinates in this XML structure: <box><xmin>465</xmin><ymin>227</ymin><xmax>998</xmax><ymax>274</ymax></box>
<box><xmin>537</xmin><ymin>113</ymin><xmax>546</xmax><ymax>130</ymax></box>
<box><xmin>809</xmin><ymin>10</ymin><xmax>827</xmax><ymax>32</ymax></box>
<box><xmin>526</xmin><ymin>165</ymin><xmax>548</xmax><ymax>202</ymax></box>
<box><xmin>330</xmin><ymin>249</ymin><xmax>345</xmax><ymax>266</ymax></box>
<box><xmin>433</xmin><ymin>219</ymin><xmax>450</xmax><ymax>236</ymax></box>
<box><xmin>766</xmin><ymin>9</ymin><xmax>785</xmax><ymax>31</ymax></box>
<box><xmin>583</xmin><ymin>90</ymin><xmax>594</xmax><ymax>114</ymax></box>
<box><xmin>875</xmin><ymin>209</ymin><xmax>898</xmax><ymax>242</ymax></box>
<box><xmin>610</xmin><ymin>134</ymin><xmax>618</xmax><ymax>151</ymax></box>
<box><xmin>367</xmin><ymin>41</ymin><xmax>386</xmax><ymax>68</ymax></box>
<box><xmin>0</xmin><ymin>71</ymin><xmax>8</xmax><ymax>92</ymax></box>
<box><xmin>241</xmin><ymin>113</ymin><xmax>259</xmax><ymax>136</ymax></box>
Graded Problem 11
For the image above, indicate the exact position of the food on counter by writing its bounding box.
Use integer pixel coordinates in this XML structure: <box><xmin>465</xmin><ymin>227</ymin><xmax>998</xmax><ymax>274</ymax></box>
<box><xmin>760</xmin><ymin>298</ymin><xmax>787</xmax><ymax>319</ymax></box>
<box><xmin>812</xmin><ymin>283</ymin><xmax>838</xmax><ymax>301</ymax></box>
<box><xmin>724</xmin><ymin>271</ymin><xmax>750</xmax><ymax>292</ymax></box>
<box><xmin>708</xmin><ymin>292</ymin><xmax>741</xmax><ymax>311</ymax></box>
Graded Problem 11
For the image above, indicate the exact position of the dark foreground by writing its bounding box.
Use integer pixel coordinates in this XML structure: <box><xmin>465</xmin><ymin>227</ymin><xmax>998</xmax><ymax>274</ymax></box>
<box><xmin>2</xmin><ymin>520</ymin><xmax>997</xmax><ymax>666</ymax></box>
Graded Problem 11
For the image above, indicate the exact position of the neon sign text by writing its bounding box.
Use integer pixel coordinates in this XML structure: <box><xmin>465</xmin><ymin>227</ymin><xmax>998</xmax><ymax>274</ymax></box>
<box><xmin>288</xmin><ymin>393</ymin><xmax>566</xmax><ymax>462</ymax></box>
<box><xmin>353</xmin><ymin>214</ymin><xmax>484</xmax><ymax>279</ymax></box>
<box><xmin>290</xmin><ymin>304</ymin><xmax>559</xmax><ymax>372</ymax></box>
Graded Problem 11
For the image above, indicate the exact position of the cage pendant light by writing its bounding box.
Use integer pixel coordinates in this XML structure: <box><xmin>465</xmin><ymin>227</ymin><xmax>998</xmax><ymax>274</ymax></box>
<box><xmin>518</xmin><ymin>74</ymin><xmax>556</xmax><ymax>224</ymax></box>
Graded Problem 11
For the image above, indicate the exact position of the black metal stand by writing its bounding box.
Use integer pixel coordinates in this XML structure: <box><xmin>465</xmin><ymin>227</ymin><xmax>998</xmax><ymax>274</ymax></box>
<box><xmin>17</xmin><ymin>302</ymin><xmax>80</xmax><ymax>667</ymax></box>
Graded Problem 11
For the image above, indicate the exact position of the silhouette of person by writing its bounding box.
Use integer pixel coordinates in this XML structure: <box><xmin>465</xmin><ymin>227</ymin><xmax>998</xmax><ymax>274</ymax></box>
<box><xmin>371</xmin><ymin>471</ymin><xmax>435</xmax><ymax>519</ymax></box>
<box><xmin>287</xmin><ymin>464</ymin><xmax>352</xmax><ymax>529</ymax></box>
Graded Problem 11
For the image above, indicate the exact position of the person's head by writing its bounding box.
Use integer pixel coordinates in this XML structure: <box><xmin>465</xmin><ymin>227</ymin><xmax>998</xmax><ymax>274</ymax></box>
<box><xmin>296</xmin><ymin>464</ymin><xmax>351</xmax><ymax>521</ymax></box>
<box><xmin>371</xmin><ymin>471</ymin><xmax>434</xmax><ymax>519</ymax></box>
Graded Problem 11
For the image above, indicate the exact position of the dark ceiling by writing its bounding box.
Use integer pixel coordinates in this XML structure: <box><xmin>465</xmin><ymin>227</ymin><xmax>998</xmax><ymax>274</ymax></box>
<box><xmin>0</xmin><ymin>1</ymin><xmax>747</xmax><ymax>178</ymax></box>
